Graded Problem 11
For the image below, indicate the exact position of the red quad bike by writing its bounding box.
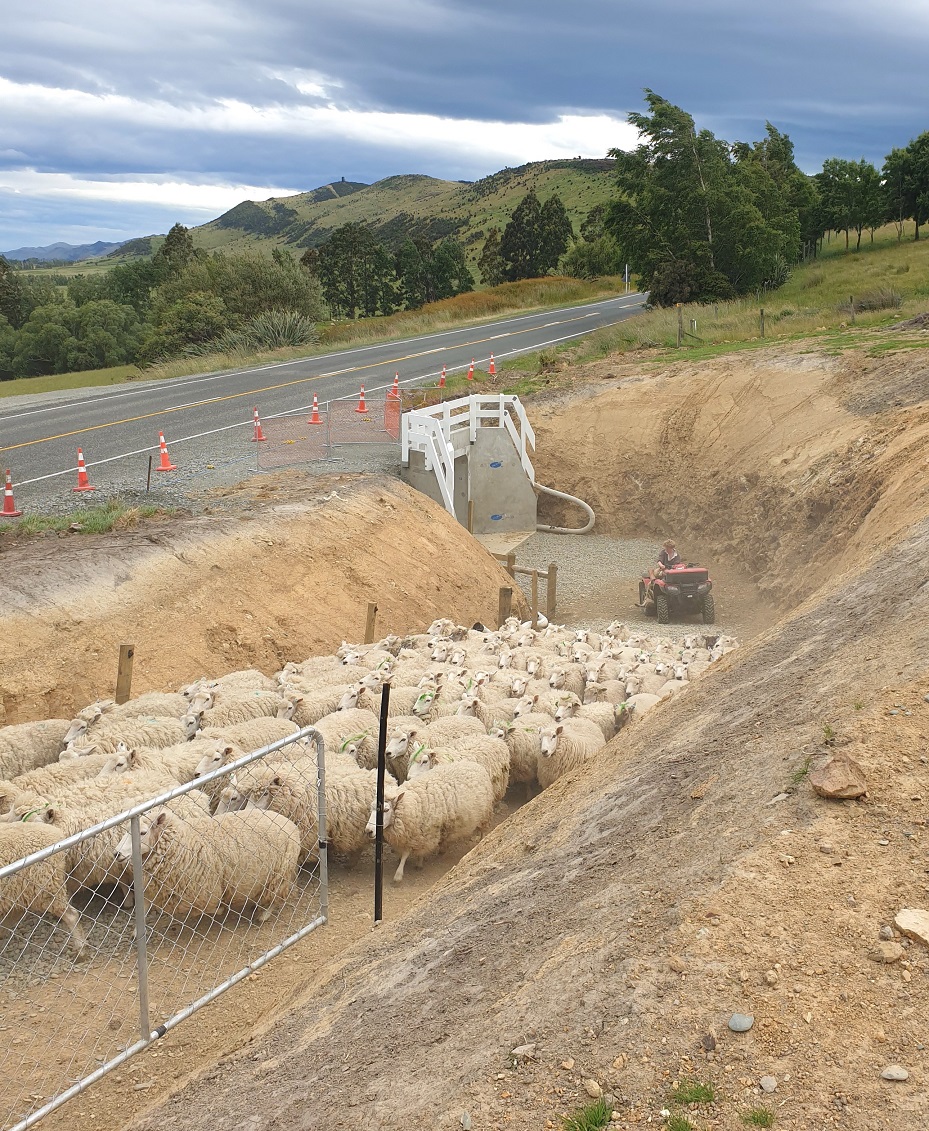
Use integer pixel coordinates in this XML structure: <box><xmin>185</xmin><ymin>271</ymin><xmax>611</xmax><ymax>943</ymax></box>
<box><xmin>639</xmin><ymin>564</ymin><xmax>715</xmax><ymax>625</ymax></box>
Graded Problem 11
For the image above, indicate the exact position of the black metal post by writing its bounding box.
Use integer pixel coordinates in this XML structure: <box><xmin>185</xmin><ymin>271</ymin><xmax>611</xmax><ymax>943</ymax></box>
<box><xmin>146</xmin><ymin>455</ymin><xmax>153</xmax><ymax>492</ymax></box>
<box><xmin>374</xmin><ymin>681</ymin><xmax>390</xmax><ymax>923</ymax></box>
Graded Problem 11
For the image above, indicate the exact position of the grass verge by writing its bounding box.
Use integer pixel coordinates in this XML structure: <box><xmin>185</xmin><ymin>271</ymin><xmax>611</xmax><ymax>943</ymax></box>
<box><xmin>0</xmin><ymin>498</ymin><xmax>176</xmax><ymax>537</ymax></box>
<box><xmin>671</xmin><ymin>1080</ymin><xmax>715</xmax><ymax>1104</ymax></box>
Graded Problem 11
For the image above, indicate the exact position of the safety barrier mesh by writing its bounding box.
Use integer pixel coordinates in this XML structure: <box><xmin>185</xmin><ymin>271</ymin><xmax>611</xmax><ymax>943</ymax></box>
<box><xmin>0</xmin><ymin>729</ymin><xmax>327</xmax><ymax>1131</ymax></box>
<box><xmin>255</xmin><ymin>397</ymin><xmax>400</xmax><ymax>470</ymax></box>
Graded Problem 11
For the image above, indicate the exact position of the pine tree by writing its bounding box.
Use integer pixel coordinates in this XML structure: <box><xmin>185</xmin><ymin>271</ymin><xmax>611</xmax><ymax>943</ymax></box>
<box><xmin>477</xmin><ymin>227</ymin><xmax>505</xmax><ymax>286</ymax></box>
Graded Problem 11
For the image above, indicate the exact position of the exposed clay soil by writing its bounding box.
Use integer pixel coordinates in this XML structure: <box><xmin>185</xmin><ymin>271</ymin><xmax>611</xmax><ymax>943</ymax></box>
<box><xmin>4</xmin><ymin>337</ymin><xmax>929</xmax><ymax>1131</ymax></box>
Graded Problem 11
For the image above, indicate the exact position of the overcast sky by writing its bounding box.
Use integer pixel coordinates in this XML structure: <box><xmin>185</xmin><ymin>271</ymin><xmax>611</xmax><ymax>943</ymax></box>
<box><xmin>2</xmin><ymin>0</ymin><xmax>929</xmax><ymax>250</ymax></box>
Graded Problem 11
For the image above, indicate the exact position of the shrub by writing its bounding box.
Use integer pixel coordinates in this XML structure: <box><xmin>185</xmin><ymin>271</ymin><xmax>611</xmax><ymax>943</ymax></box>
<box><xmin>184</xmin><ymin>309</ymin><xmax>319</xmax><ymax>356</ymax></box>
<box><xmin>742</xmin><ymin>1107</ymin><xmax>775</xmax><ymax>1127</ymax></box>
<box><xmin>562</xmin><ymin>1099</ymin><xmax>611</xmax><ymax>1131</ymax></box>
<box><xmin>672</xmin><ymin>1080</ymin><xmax>715</xmax><ymax>1104</ymax></box>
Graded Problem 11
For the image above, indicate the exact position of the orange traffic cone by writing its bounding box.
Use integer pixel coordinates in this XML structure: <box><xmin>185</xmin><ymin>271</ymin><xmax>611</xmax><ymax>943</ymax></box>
<box><xmin>72</xmin><ymin>447</ymin><xmax>96</xmax><ymax>492</ymax></box>
<box><xmin>489</xmin><ymin>353</ymin><xmax>496</xmax><ymax>376</ymax></box>
<box><xmin>389</xmin><ymin>373</ymin><xmax>400</xmax><ymax>399</ymax></box>
<box><xmin>156</xmin><ymin>431</ymin><xmax>177</xmax><ymax>472</ymax></box>
<box><xmin>467</xmin><ymin>358</ymin><xmax>474</xmax><ymax>381</ymax></box>
<box><xmin>251</xmin><ymin>406</ymin><xmax>267</xmax><ymax>442</ymax></box>
<box><xmin>1</xmin><ymin>469</ymin><xmax>22</xmax><ymax>518</ymax></box>
<box><xmin>308</xmin><ymin>393</ymin><xmax>322</xmax><ymax>424</ymax></box>
<box><xmin>439</xmin><ymin>365</ymin><xmax>446</xmax><ymax>388</ymax></box>
<box><xmin>355</xmin><ymin>384</ymin><xmax>368</xmax><ymax>414</ymax></box>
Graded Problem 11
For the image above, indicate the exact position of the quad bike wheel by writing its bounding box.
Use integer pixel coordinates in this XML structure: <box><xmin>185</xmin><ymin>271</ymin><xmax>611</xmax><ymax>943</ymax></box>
<box><xmin>656</xmin><ymin>592</ymin><xmax>670</xmax><ymax>624</ymax></box>
<box><xmin>702</xmin><ymin>594</ymin><xmax>716</xmax><ymax>624</ymax></box>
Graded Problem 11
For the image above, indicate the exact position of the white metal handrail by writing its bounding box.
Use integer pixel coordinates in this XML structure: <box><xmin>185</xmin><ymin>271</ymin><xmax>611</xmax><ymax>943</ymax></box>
<box><xmin>402</xmin><ymin>394</ymin><xmax>536</xmax><ymax>516</ymax></box>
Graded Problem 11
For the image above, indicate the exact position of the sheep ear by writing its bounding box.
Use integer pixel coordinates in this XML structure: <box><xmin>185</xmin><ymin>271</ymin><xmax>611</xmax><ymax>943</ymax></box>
<box><xmin>555</xmin><ymin>725</ymin><xmax>564</xmax><ymax>735</ymax></box>
<box><xmin>154</xmin><ymin>811</ymin><xmax>168</xmax><ymax>826</ymax></box>
<box><xmin>128</xmin><ymin>748</ymin><xmax>139</xmax><ymax>766</ymax></box>
<box><xmin>43</xmin><ymin>806</ymin><xmax>59</xmax><ymax>823</ymax></box>
<box><xmin>223</xmin><ymin>745</ymin><xmax>235</xmax><ymax>758</ymax></box>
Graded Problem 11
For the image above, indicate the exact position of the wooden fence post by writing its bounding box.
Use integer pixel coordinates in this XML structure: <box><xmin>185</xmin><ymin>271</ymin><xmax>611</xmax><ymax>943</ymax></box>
<box><xmin>364</xmin><ymin>601</ymin><xmax>378</xmax><ymax>645</ymax></box>
<box><xmin>115</xmin><ymin>643</ymin><xmax>135</xmax><ymax>705</ymax></box>
<box><xmin>505</xmin><ymin>552</ymin><xmax>516</xmax><ymax>579</ymax></box>
<box><xmin>850</xmin><ymin>295</ymin><xmax>856</xmax><ymax>324</ymax></box>
<box><xmin>497</xmin><ymin>586</ymin><xmax>513</xmax><ymax>628</ymax></box>
<box><xmin>546</xmin><ymin>562</ymin><xmax>558</xmax><ymax>619</ymax></box>
<box><xmin>677</xmin><ymin>304</ymin><xmax>683</xmax><ymax>347</ymax></box>
<box><xmin>530</xmin><ymin>570</ymin><xmax>539</xmax><ymax>627</ymax></box>
<box><xmin>760</xmin><ymin>308</ymin><xmax>765</xmax><ymax>338</ymax></box>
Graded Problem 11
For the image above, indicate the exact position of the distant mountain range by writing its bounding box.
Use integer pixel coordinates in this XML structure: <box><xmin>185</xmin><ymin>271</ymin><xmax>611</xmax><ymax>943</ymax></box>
<box><xmin>3</xmin><ymin>160</ymin><xmax>618</xmax><ymax>268</ymax></box>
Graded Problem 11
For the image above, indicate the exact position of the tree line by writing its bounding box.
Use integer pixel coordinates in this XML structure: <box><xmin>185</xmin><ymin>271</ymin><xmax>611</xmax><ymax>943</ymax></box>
<box><xmin>603</xmin><ymin>90</ymin><xmax>929</xmax><ymax>305</ymax></box>
<box><xmin>0</xmin><ymin>224</ymin><xmax>326</xmax><ymax>378</ymax></box>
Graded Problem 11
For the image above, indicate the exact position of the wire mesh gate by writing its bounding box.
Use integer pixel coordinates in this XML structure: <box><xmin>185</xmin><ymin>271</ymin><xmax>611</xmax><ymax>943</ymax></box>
<box><xmin>256</xmin><ymin>395</ymin><xmax>401</xmax><ymax>469</ymax></box>
<box><xmin>0</xmin><ymin>727</ymin><xmax>328</xmax><ymax>1131</ymax></box>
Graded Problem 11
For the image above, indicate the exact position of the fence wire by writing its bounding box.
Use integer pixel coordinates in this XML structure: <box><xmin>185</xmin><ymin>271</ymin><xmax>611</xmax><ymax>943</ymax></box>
<box><xmin>255</xmin><ymin>396</ymin><xmax>401</xmax><ymax>471</ymax></box>
<box><xmin>0</xmin><ymin>727</ymin><xmax>327</xmax><ymax>1131</ymax></box>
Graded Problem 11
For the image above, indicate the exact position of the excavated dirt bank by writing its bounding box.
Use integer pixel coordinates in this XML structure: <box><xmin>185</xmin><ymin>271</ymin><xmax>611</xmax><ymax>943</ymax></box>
<box><xmin>0</xmin><ymin>474</ymin><xmax>524</xmax><ymax>725</ymax></box>
<box><xmin>3</xmin><ymin>339</ymin><xmax>929</xmax><ymax>1131</ymax></box>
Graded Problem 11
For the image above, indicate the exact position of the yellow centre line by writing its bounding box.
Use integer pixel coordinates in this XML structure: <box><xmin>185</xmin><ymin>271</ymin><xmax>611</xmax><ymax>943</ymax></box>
<box><xmin>0</xmin><ymin>315</ymin><xmax>590</xmax><ymax>454</ymax></box>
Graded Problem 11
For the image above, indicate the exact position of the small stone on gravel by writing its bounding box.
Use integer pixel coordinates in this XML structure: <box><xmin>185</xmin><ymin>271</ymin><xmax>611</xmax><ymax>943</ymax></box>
<box><xmin>881</xmin><ymin>1065</ymin><xmax>909</xmax><ymax>1082</ymax></box>
<box><xmin>869</xmin><ymin>942</ymin><xmax>905</xmax><ymax>963</ymax></box>
<box><xmin>879</xmin><ymin>926</ymin><xmax>895</xmax><ymax>941</ymax></box>
<box><xmin>760</xmin><ymin>1076</ymin><xmax>777</xmax><ymax>1093</ymax></box>
<box><xmin>729</xmin><ymin>1013</ymin><xmax>754</xmax><ymax>1032</ymax></box>
<box><xmin>584</xmin><ymin>1078</ymin><xmax>602</xmax><ymax>1098</ymax></box>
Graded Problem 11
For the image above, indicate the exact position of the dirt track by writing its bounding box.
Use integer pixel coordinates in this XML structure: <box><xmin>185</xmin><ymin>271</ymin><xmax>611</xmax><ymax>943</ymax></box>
<box><xmin>4</xmin><ymin>336</ymin><xmax>929</xmax><ymax>1131</ymax></box>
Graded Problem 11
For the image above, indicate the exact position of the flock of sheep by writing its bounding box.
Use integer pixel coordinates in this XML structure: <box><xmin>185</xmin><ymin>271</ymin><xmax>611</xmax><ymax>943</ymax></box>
<box><xmin>0</xmin><ymin>616</ymin><xmax>737</xmax><ymax>956</ymax></box>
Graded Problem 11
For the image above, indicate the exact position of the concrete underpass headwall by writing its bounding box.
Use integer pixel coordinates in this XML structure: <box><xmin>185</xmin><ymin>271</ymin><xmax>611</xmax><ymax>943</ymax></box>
<box><xmin>402</xmin><ymin>427</ymin><xmax>538</xmax><ymax>535</ymax></box>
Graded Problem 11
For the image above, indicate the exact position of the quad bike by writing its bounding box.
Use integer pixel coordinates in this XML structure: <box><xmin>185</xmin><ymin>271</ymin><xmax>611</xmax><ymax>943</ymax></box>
<box><xmin>639</xmin><ymin>564</ymin><xmax>715</xmax><ymax>624</ymax></box>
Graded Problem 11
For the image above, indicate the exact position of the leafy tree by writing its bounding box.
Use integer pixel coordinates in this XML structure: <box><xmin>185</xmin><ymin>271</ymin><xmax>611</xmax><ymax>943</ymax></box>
<box><xmin>430</xmin><ymin>238</ymin><xmax>474</xmax><ymax>300</ymax></box>
<box><xmin>153</xmin><ymin>222</ymin><xmax>197</xmax><ymax>275</ymax></box>
<box><xmin>0</xmin><ymin>256</ymin><xmax>25</xmax><ymax>328</ymax></box>
<box><xmin>139</xmin><ymin>291</ymin><xmax>228</xmax><ymax>362</ymax></box>
<box><xmin>539</xmin><ymin>194</ymin><xmax>574</xmax><ymax>271</ymax></box>
<box><xmin>562</xmin><ymin>204</ymin><xmax>625</xmax><ymax>278</ymax></box>
<box><xmin>315</xmin><ymin>223</ymin><xmax>395</xmax><ymax>317</ymax></box>
<box><xmin>395</xmin><ymin>239</ymin><xmax>428</xmax><ymax>308</ymax></box>
<box><xmin>152</xmin><ymin>249</ymin><xmax>326</xmax><ymax>327</ymax></box>
<box><xmin>817</xmin><ymin>158</ymin><xmax>883</xmax><ymax>249</ymax></box>
<box><xmin>477</xmin><ymin>227</ymin><xmax>505</xmax><ymax>286</ymax></box>
<box><xmin>606</xmin><ymin>91</ymin><xmax>798</xmax><ymax>303</ymax></box>
<box><xmin>500</xmin><ymin>190</ymin><xmax>545</xmax><ymax>280</ymax></box>
<box><xmin>0</xmin><ymin>314</ymin><xmax>16</xmax><ymax>378</ymax></box>
<box><xmin>11</xmin><ymin>300</ymin><xmax>141</xmax><ymax>375</ymax></box>
<box><xmin>884</xmin><ymin>146</ymin><xmax>918</xmax><ymax>240</ymax></box>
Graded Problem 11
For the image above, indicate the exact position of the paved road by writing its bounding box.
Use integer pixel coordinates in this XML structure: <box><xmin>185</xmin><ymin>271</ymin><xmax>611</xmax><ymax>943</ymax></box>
<box><xmin>0</xmin><ymin>292</ymin><xmax>644</xmax><ymax>509</ymax></box>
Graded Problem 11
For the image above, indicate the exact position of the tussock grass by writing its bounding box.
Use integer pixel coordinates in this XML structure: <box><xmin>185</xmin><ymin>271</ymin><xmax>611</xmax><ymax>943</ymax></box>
<box><xmin>561</xmin><ymin>1098</ymin><xmax>612</xmax><ymax>1130</ymax></box>
<box><xmin>742</xmin><ymin>1107</ymin><xmax>775</xmax><ymax>1127</ymax></box>
<box><xmin>0</xmin><ymin>499</ymin><xmax>174</xmax><ymax>537</ymax></box>
<box><xmin>672</xmin><ymin>1080</ymin><xmax>715</xmax><ymax>1104</ymax></box>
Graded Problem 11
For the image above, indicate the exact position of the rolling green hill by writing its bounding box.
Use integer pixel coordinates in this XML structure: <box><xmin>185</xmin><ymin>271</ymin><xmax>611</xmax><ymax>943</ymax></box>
<box><xmin>189</xmin><ymin>159</ymin><xmax>617</xmax><ymax>263</ymax></box>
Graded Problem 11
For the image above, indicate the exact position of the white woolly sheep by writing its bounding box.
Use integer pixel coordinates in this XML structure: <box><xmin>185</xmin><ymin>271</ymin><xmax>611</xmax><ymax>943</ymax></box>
<box><xmin>427</xmin><ymin>734</ymin><xmax>510</xmax><ymax>805</ymax></box>
<box><xmin>11</xmin><ymin>752</ymin><xmax>116</xmax><ymax>794</ymax></box>
<box><xmin>246</xmin><ymin>758</ymin><xmax>323</xmax><ymax>862</ymax></box>
<box><xmin>456</xmin><ymin>693</ymin><xmax>518</xmax><ymax>731</ymax></box>
<box><xmin>114</xmin><ymin>807</ymin><xmax>300</xmax><ymax>922</ymax></box>
<box><xmin>0</xmin><ymin>819</ymin><xmax>86</xmax><ymax>952</ymax></box>
<box><xmin>623</xmin><ymin>692</ymin><xmax>663</xmax><ymax>717</ymax></box>
<box><xmin>311</xmin><ymin>707</ymin><xmax>381</xmax><ymax>769</ymax></box>
<box><xmin>62</xmin><ymin>715</ymin><xmax>199</xmax><ymax>757</ymax></box>
<box><xmin>384</xmin><ymin>716</ymin><xmax>485</xmax><ymax>782</ymax></box>
<box><xmin>197</xmin><ymin>716</ymin><xmax>304</xmax><ymax>753</ymax></box>
<box><xmin>197</xmin><ymin>690</ymin><xmax>293</xmax><ymax>729</ymax></box>
<box><xmin>582</xmin><ymin>680</ymin><xmax>628</xmax><ymax>706</ymax></box>
<box><xmin>488</xmin><ymin>712</ymin><xmax>553</xmax><ymax>791</ymax></box>
<box><xmin>552</xmin><ymin>699</ymin><xmax>617</xmax><ymax>742</ymax></box>
<box><xmin>364</xmin><ymin>760</ymin><xmax>494</xmax><ymax>882</ymax></box>
<box><xmin>547</xmin><ymin>664</ymin><xmax>587</xmax><ymax>699</ymax></box>
<box><xmin>537</xmin><ymin>722</ymin><xmax>605</xmax><ymax>789</ymax></box>
<box><xmin>0</xmin><ymin>719</ymin><xmax>73</xmax><ymax>780</ymax></box>
<box><xmin>21</xmin><ymin>785</ymin><xmax>210</xmax><ymax>897</ymax></box>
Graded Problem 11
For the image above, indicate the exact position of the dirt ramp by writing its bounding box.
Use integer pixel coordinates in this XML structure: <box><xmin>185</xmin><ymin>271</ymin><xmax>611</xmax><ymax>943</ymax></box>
<box><xmin>128</xmin><ymin>515</ymin><xmax>929</xmax><ymax>1131</ymax></box>
<box><xmin>0</xmin><ymin>474</ymin><xmax>522</xmax><ymax>724</ymax></box>
<box><xmin>532</xmin><ymin>345</ymin><xmax>929</xmax><ymax>609</ymax></box>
